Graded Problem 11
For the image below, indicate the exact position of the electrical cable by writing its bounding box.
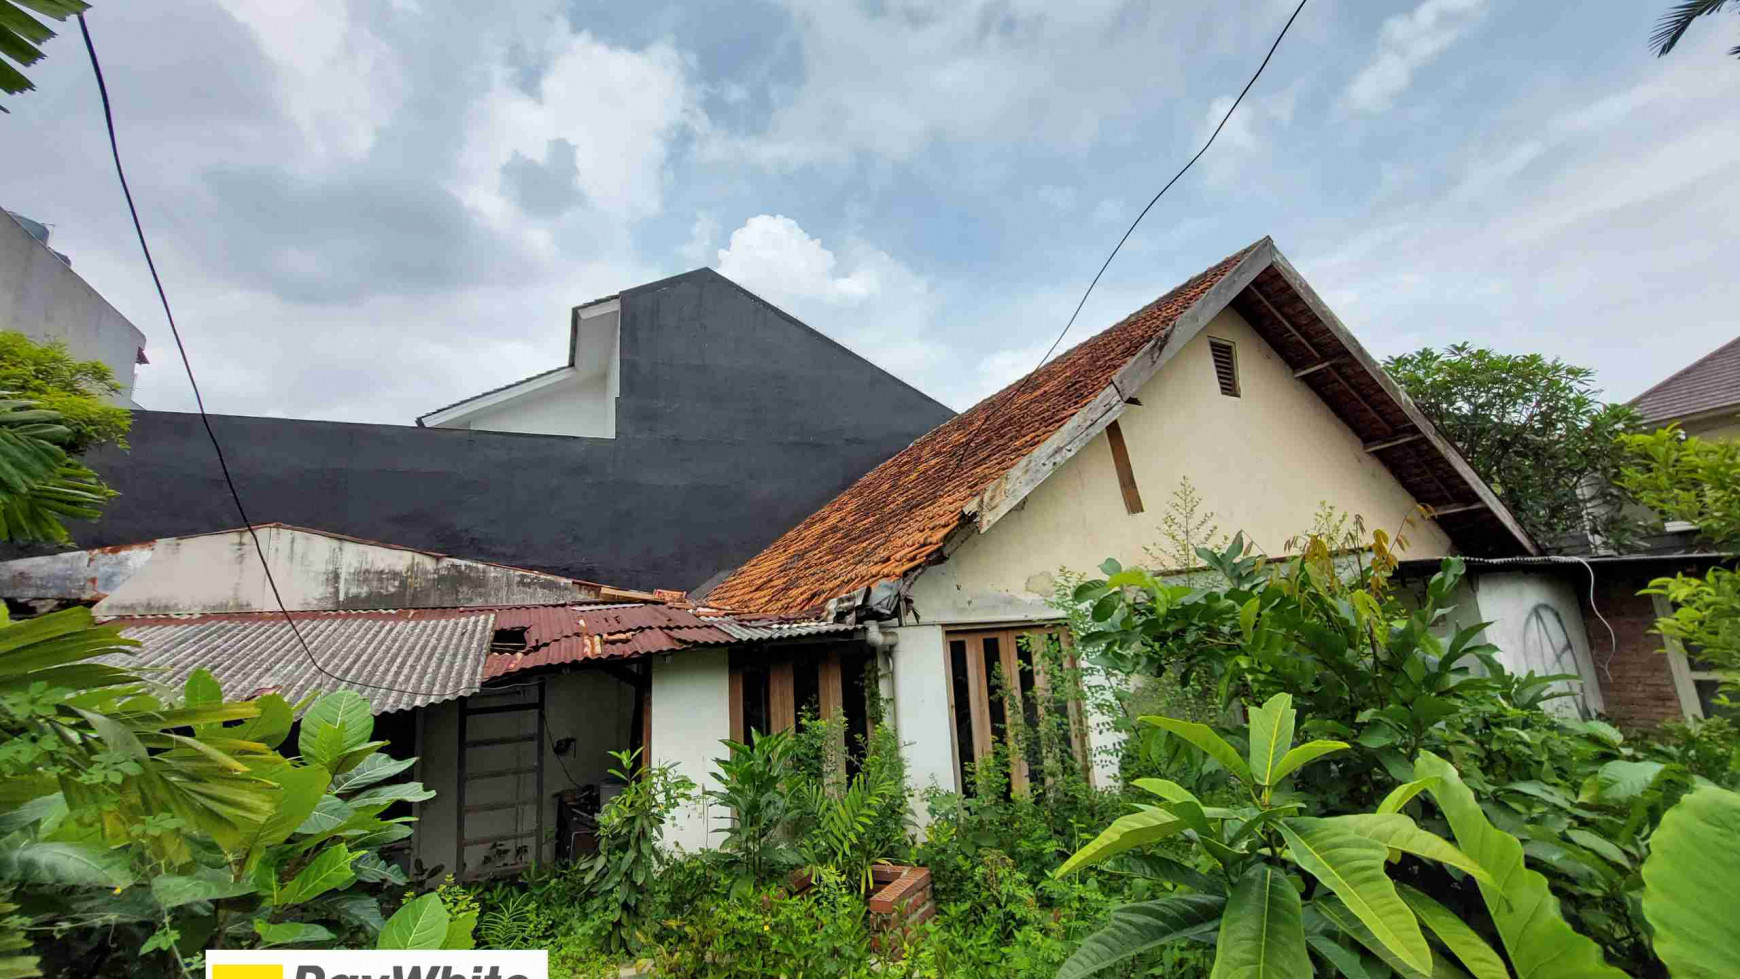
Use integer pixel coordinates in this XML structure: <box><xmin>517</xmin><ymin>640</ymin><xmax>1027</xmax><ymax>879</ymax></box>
<box><xmin>77</xmin><ymin>13</ymin><xmax>466</xmax><ymax>700</ymax></box>
<box><xmin>1456</xmin><ymin>554</ymin><xmax>1619</xmax><ymax>684</ymax></box>
<box><xmin>947</xmin><ymin>0</ymin><xmax>1310</xmax><ymax>471</ymax></box>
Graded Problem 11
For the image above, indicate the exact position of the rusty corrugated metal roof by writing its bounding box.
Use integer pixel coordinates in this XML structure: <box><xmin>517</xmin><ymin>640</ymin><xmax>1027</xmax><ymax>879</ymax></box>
<box><xmin>100</xmin><ymin>609</ymin><xmax>494</xmax><ymax>714</ymax></box>
<box><xmin>101</xmin><ymin>602</ymin><xmax>851</xmax><ymax>702</ymax></box>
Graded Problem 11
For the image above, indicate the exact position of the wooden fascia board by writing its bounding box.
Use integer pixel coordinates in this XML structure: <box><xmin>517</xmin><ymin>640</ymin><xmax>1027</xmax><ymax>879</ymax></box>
<box><xmin>1265</xmin><ymin>250</ymin><xmax>1541</xmax><ymax>556</ymax></box>
<box><xmin>967</xmin><ymin>239</ymin><xmax>1278</xmax><ymax>535</ymax></box>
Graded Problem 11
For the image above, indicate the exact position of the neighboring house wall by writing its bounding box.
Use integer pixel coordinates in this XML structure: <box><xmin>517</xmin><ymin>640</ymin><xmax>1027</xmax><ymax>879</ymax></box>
<box><xmin>0</xmin><ymin>211</ymin><xmax>146</xmax><ymax>405</ymax></box>
<box><xmin>1676</xmin><ymin>410</ymin><xmax>1740</xmax><ymax>443</ymax></box>
<box><xmin>651</xmin><ymin>649</ymin><xmax>730</xmax><ymax>852</ymax></box>
<box><xmin>26</xmin><ymin>525</ymin><xmax>600</xmax><ymax>614</ymax></box>
<box><xmin>905</xmin><ymin>308</ymin><xmax>1455</xmax><ymax>627</ymax></box>
<box><xmin>56</xmin><ymin>270</ymin><xmax>953</xmax><ymax>591</ymax></box>
<box><xmin>450</xmin><ymin>368</ymin><xmax>617</xmax><ymax>438</ymax></box>
<box><xmin>1465</xmin><ymin>571</ymin><xmax>1604</xmax><ymax>719</ymax></box>
<box><xmin>1592</xmin><ymin>573</ymin><xmax>1686</xmax><ymax>729</ymax></box>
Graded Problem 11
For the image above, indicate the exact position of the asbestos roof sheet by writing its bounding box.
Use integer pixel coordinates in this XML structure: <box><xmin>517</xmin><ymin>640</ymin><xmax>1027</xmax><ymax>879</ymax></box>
<box><xmin>99</xmin><ymin>609</ymin><xmax>494</xmax><ymax>714</ymax></box>
<box><xmin>1629</xmin><ymin>335</ymin><xmax>1740</xmax><ymax>425</ymax></box>
<box><xmin>100</xmin><ymin>602</ymin><xmax>850</xmax><ymax>705</ymax></box>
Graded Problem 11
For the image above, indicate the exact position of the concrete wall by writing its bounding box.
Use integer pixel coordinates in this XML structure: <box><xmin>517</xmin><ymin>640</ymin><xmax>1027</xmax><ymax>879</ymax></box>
<box><xmin>907</xmin><ymin>306</ymin><xmax>1455</xmax><ymax>626</ymax></box>
<box><xmin>650</xmin><ymin>648</ymin><xmax>730</xmax><ymax>852</ymax></box>
<box><xmin>414</xmin><ymin>671</ymin><xmax>639</xmax><ymax>874</ymax></box>
<box><xmin>889</xmin><ymin>624</ymin><xmax>956</xmax><ymax>805</ymax></box>
<box><xmin>1680</xmin><ymin>411</ymin><xmax>1740</xmax><ymax>443</ymax></box>
<box><xmin>1465</xmin><ymin>571</ymin><xmax>1604</xmax><ymax>719</ymax></box>
<box><xmin>79</xmin><ymin>525</ymin><xmax>596</xmax><ymax>614</ymax></box>
<box><xmin>456</xmin><ymin>370</ymin><xmax>616</xmax><ymax>438</ymax></box>
<box><xmin>1</xmin><ymin>212</ymin><xmax>145</xmax><ymax>404</ymax></box>
<box><xmin>38</xmin><ymin>269</ymin><xmax>953</xmax><ymax>591</ymax></box>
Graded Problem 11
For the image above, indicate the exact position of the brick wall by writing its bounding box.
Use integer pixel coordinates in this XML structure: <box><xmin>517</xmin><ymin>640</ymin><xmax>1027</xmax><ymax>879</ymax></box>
<box><xmin>1589</xmin><ymin>571</ymin><xmax>1685</xmax><ymax>730</ymax></box>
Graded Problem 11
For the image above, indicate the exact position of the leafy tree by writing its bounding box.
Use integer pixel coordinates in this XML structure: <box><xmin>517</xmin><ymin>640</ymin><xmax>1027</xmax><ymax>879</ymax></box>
<box><xmin>1617</xmin><ymin>424</ymin><xmax>1740</xmax><ymax>549</ymax></box>
<box><xmin>1385</xmin><ymin>343</ymin><xmax>1638</xmax><ymax>548</ymax></box>
<box><xmin>0</xmin><ymin>0</ymin><xmax>90</xmax><ymax>113</ymax></box>
<box><xmin>1652</xmin><ymin>0</ymin><xmax>1739</xmax><ymax>58</ymax></box>
<box><xmin>0</xmin><ymin>331</ymin><xmax>130</xmax><ymax>454</ymax></box>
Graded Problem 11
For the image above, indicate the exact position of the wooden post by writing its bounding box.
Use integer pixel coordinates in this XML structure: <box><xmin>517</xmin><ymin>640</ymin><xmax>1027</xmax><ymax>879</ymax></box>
<box><xmin>728</xmin><ymin>665</ymin><xmax>745</xmax><ymax>743</ymax></box>
<box><xmin>769</xmin><ymin>659</ymin><xmax>796</xmax><ymax>733</ymax></box>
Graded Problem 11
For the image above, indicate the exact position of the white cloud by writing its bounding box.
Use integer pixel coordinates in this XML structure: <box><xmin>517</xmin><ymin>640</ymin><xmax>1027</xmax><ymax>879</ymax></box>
<box><xmin>456</xmin><ymin>23</ymin><xmax>699</xmax><ymax>223</ymax></box>
<box><xmin>713</xmin><ymin>215</ymin><xmax>953</xmax><ymax>399</ymax></box>
<box><xmin>679</xmin><ymin>212</ymin><xmax>720</xmax><ymax>266</ymax></box>
<box><xmin>1345</xmin><ymin>0</ymin><xmax>1486</xmax><ymax>114</ymax></box>
<box><xmin>226</xmin><ymin>0</ymin><xmax>408</xmax><ymax>159</ymax></box>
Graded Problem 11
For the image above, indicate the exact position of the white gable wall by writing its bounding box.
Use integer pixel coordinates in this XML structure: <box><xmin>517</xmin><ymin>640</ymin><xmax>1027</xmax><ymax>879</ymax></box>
<box><xmin>453</xmin><ymin>368</ymin><xmax>617</xmax><ymax>438</ymax></box>
<box><xmin>908</xmin><ymin>306</ymin><xmax>1453</xmax><ymax>625</ymax></box>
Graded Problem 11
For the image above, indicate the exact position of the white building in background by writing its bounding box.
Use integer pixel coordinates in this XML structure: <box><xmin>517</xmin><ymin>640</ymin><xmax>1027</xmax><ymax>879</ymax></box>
<box><xmin>0</xmin><ymin>209</ymin><xmax>147</xmax><ymax>406</ymax></box>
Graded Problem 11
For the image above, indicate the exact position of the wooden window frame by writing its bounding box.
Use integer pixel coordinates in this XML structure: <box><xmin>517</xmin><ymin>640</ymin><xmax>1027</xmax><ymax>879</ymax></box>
<box><xmin>728</xmin><ymin>648</ymin><xmax>850</xmax><ymax>743</ymax></box>
<box><xmin>942</xmin><ymin>625</ymin><xmax>1091</xmax><ymax>796</ymax></box>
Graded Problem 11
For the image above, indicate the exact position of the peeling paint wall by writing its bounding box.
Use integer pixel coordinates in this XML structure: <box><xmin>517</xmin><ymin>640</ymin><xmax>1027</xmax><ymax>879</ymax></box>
<box><xmin>0</xmin><ymin>542</ymin><xmax>155</xmax><ymax>602</ymax></box>
<box><xmin>87</xmin><ymin>526</ymin><xmax>597</xmax><ymax>615</ymax></box>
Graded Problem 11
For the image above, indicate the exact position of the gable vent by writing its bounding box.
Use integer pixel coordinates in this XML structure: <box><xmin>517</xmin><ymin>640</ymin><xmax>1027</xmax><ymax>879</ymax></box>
<box><xmin>1208</xmin><ymin>338</ymin><xmax>1240</xmax><ymax>397</ymax></box>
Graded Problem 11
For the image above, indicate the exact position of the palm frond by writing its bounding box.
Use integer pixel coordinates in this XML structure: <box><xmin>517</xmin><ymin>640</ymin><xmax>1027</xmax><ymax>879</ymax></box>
<box><xmin>1652</xmin><ymin>0</ymin><xmax>1731</xmax><ymax>56</ymax></box>
<box><xmin>0</xmin><ymin>0</ymin><xmax>90</xmax><ymax>109</ymax></box>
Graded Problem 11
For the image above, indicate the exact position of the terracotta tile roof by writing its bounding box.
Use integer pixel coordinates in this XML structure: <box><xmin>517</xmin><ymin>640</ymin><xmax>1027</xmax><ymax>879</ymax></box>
<box><xmin>1629</xmin><ymin>335</ymin><xmax>1740</xmax><ymax>426</ymax></box>
<box><xmin>707</xmin><ymin>241</ymin><xmax>1264</xmax><ymax>614</ymax></box>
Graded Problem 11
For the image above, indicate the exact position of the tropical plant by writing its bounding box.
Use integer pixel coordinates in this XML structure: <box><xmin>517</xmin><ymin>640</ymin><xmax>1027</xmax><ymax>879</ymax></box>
<box><xmin>708</xmin><ymin>728</ymin><xmax>803</xmax><ymax>894</ymax></box>
<box><xmin>0</xmin><ymin>331</ymin><xmax>130</xmax><ymax>453</ymax></box>
<box><xmin>1385</xmin><ymin>343</ymin><xmax>1639</xmax><ymax>547</ymax></box>
<box><xmin>795</xmin><ymin>763</ymin><xmax>902</xmax><ymax>894</ymax></box>
<box><xmin>582</xmin><ymin>748</ymin><xmax>694</xmax><ymax>955</ymax></box>
<box><xmin>0</xmin><ymin>0</ymin><xmax>89</xmax><ymax>112</ymax></box>
<box><xmin>1640</xmin><ymin>783</ymin><xmax>1740</xmax><ymax>977</ymax></box>
<box><xmin>1652</xmin><ymin>0</ymin><xmax>1739</xmax><ymax>58</ymax></box>
<box><xmin>0</xmin><ymin>397</ymin><xmax>114</xmax><ymax>542</ymax></box>
<box><xmin>1617</xmin><ymin>424</ymin><xmax>1740</xmax><ymax>548</ymax></box>
<box><xmin>0</xmin><ymin>603</ymin><xmax>435</xmax><ymax>976</ymax></box>
<box><xmin>375</xmin><ymin>892</ymin><xmax>475</xmax><ymax>951</ymax></box>
<box><xmin>1053</xmin><ymin>694</ymin><xmax>1636</xmax><ymax>979</ymax></box>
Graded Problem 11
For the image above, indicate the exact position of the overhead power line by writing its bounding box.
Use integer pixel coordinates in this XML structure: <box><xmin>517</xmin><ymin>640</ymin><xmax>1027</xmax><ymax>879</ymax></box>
<box><xmin>77</xmin><ymin>14</ymin><xmax>467</xmax><ymax>701</ymax></box>
<box><xmin>949</xmin><ymin>0</ymin><xmax>1310</xmax><ymax>470</ymax></box>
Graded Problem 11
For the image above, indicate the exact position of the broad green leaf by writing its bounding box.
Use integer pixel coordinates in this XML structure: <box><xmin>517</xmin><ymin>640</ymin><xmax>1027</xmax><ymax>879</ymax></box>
<box><xmin>253</xmin><ymin>920</ymin><xmax>335</xmax><ymax>947</ymax></box>
<box><xmin>1377</xmin><ymin>778</ymin><xmax>1440</xmax><ymax>815</ymax></box>
<box><xmin>1311</xmin><ymin>896</ymin><xmax>1435</xmax><ymax>979</ymax></box>
<box><xmin>346</xmin><ymin>781</ymin><xmax>436</xmax><ymax>810</ymax></box>
<box><xmin>232</xmin><ymin>694</ymin><xmax>294</xmax><ymax>749</ymax></box>
<box><xmin>1278</xmin><ymin>818</ymin><xmax>1431</xmax><ymax>976</ymax></box>
<box><xmin>296</xmin><ymin>796</ymin><xmax>356</xmax><ymax>836</ymax></box>
<box><xmin>1211</xmin><ymin>865</ymin><xmax>1310</xmax><ymax>979</ymax></box>
<box><xmin>1055</xmin><ymin>809</ymin><xmax>1187</xmax><ymax>877</ymax></box>
<box><xmin>1142</xmin><ymin>716</ymin><xmax>1251</xmax><ymax>783</ymax></box>
<box><xmin>331</xmin><ymin>753</ymin><xmax>417</xmax><ymax>793</ymax></box>
<box><xmin>299</xmin><ymin>690</ymin><xmax>373</xmax><ymax>772</ymax></box>
<box><xmin>1057</xmin><ymin>895</ymin><xmax>1226</xmax><ymax>979</ymax></box>
<box><xmin>0</xmin><ymin>840</ymin><xmax>130</xmax><ymax>887</ymax></box>
<box><xmin>1132</xmin><ymin>777</ymin><xmax>1201</xmax><ymax>805</ymax></box>
<box><xmin>1641</xmin><ymin>784</ymin><xmax>1740</xmax><ymax>979</ymax></box>
<box><xmin>237</xmin><ymin>765</ymin><xmax>330</xmax><ymax>868</ymax></box>
<box><xmin>1306</xmin><ymin>933</ymin><xmax>1383</xmax><ymax>979</ymax></box>
<box><xmin>378</xmin><ymin>893</ymin><xmax>449</xmax><ymax>950</ymax></box>
<box><xmin>1330</xmin><ymin>814</ymin><xmax>1492</xmax><ymax>882</ymax></box>
<box><xmin>1415</xmin><ymin>751</ymin><xmax>1627</xmax><ymax>979</ymax></box>
<box><xmin>443</xmin><ymin>911</ymin><xmax>477</xmax><ymax>950</ymax></box>
<box><xmin>1247</xmin><ymin>693</ymin><xmax>1297</xmax><ymax>786</ymax></box>
<box><xmin>274</xmin><ymin>843</ymin><xmax>357</xmax><ymax>907</ymax></box>
<box><xmin>1102</xmin><ymin>853</ymin><xmax>1223</xmax><ymax>894</ymax></box>
<box><xmin>350</xmin><ymin>852</ymin><xmax>409</xmax><ymax>885</ymax></box>
<box><xmin>1270</xmin><ymin>740</ymin><xmax>1349</xmax><ymax>784</ymax></box>
<box><xmin>1563</xmin><ymin>829</ymin><xmax>1629</xmax><ymax>868</ymax></box>
<box><xmin>151</xmin><ymin>874</ymin><xmax>257</xmax><ymax>909</ymax></box>
<box><xmin>0</xmin><ymin>794</ymin><xmax>65</xmax><ymax>834</ymax></box>
<box><xmin>1581</xmin><ymin>760</ymin><xmax>1666</xmax><ymax>806</ymax></box>
<box><xmin>1397</xmin><ymin>885</ymin><xmax>1508</xmax><ymax>979</ymax></box>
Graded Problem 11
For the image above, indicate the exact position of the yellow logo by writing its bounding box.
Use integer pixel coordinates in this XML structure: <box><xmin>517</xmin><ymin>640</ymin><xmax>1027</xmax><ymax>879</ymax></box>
<box><xmin>212</xmin><ymin>966</ymin><xmax>284</xmax><ymax>979</ymax></box>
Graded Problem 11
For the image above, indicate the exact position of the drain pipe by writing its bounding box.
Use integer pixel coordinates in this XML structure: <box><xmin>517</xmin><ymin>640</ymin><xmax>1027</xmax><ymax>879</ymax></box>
<box><xmin>864</xmin><ymin>619</ymin><xmax>899</xmax><ymax>709</ymax></box>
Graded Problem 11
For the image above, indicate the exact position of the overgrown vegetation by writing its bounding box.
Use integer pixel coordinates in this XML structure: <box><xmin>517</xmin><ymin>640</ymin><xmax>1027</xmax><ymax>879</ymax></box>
<box><xmin>1386</xmin><ymin>343</ymin><xmax>1639</xmax><ymax>548</ymax></box>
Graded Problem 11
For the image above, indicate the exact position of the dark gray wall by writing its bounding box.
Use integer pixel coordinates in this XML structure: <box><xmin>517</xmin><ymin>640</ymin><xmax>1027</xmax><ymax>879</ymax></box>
<box><xmin>51</xmin><ymin>270</ymin><xmax>953</xmax><ymax>591</ymax></box>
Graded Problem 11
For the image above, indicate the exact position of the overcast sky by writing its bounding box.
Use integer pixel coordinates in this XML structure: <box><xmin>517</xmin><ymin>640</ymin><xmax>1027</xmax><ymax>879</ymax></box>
<box><xmin>2</xmin><ymin>1</ymin><xmax>1735</xmax><ymax>422</ymax></box>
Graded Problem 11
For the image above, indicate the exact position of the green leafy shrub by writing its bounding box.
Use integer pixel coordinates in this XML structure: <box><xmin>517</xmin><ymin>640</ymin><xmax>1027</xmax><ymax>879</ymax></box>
<box><xmin>0</xmin><ymin>606</ymin><xmax>435</xmax><ymax>977</ymax></box>
<box><xmin>581</xmin><ymin>748</ymin><xmax>694</xmax><ymax>955</ymax></box>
